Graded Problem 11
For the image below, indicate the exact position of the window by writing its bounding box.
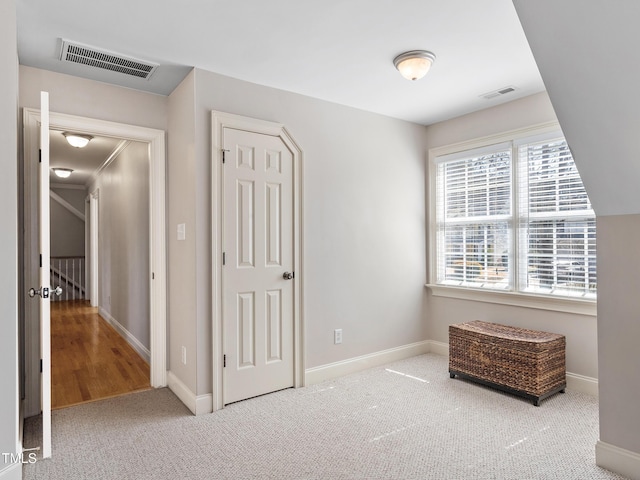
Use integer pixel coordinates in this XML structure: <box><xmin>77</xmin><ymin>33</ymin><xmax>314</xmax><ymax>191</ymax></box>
<box><xmin>432</xmin><ymin>127</ymin><xmax>596</xmax><ymax>300</ymax></box>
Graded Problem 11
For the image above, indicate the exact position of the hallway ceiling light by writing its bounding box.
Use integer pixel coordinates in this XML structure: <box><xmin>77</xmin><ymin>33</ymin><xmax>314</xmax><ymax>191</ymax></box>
<box><xmin>52</xmin><ymin>168</ymin><xmax>73</xmax><ymax>178</ymax></box>
<box><xmin>63</xmin><ymin>132</ymin><xmax>93</xmax><ymax>148</ymax></box>
<box><xmin>393</xmin><ymin>50</ymin><xmax>436</xmax><ymax>81</ymax></box>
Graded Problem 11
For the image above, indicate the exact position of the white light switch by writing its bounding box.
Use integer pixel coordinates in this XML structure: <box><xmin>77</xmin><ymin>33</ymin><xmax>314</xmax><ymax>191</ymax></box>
<box><xmin>177</xmin><ymin>223</ymin><xmax>186</xmax><ymax>241</ymax></box>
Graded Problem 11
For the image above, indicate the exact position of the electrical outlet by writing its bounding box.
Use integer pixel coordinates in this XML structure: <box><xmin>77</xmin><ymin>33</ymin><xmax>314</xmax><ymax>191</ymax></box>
<box><xmin>334</xmin><ymin>329</ymin><xmax>343</xmax><ymax>345</ymax></box>
<box><xmin>181</xmin><ymin>346</ymin><xmax>187</xmax><ymax>365</ymax></box>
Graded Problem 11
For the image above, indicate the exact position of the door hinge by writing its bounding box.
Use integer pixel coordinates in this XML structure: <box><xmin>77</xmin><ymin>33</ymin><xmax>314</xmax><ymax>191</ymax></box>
<box><xmin>39</xmin><ymin>149</ymin><xmax>42</xmax><ymax>163</ymax></box>
<box><xmin>222</xmin><ymin>149</ymin><xmax>230</xmax><ymax>164</ymax></box>
<box><xmin>152</xmin><ymin>272</ymin><xmax>155</xmax><ymax>280</ymax></box>
<box><xmin>222</xmin><ymin>252</ymin><xmax>226</xmax><ymax>266</ymax></box>
<box><xmin>223</xmin><ymin>354</ymin><xmax>226</xmax><ymax>368</ymax></box>
<box><xmin>39</xmin><ymin>254</ymin><xmax>42</xmax><ymax>268</ymax></box>
<box><xmin>40</xmin><ymin>359</ymin><xmax>42</xmax><ymax>373</ymax></box>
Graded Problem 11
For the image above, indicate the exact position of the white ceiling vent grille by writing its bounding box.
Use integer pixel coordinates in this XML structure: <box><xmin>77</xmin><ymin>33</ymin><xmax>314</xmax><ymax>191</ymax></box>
<box><xmin>59</xmin><ymin>39</ymin><xmax>159</xmax><ymax>80</ymax></box>
<box><xmin>480</xmin><ymin>86</ymin><xmax>517</xmax><ymax>100</ymax></box>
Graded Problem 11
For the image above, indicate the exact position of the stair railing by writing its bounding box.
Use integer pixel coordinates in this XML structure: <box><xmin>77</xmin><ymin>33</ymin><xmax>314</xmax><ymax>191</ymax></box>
<box><xmin>50</xmin><ymin>256</ymin><xmax>86</xmax><ymax>301</ymax></box>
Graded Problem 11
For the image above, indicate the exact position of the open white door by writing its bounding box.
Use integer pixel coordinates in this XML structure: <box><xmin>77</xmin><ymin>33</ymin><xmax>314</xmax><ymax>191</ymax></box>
<box><xmin>28</xmin><ymin>92</ymin><xmax>54</xmax><ymax>458</ymax></box>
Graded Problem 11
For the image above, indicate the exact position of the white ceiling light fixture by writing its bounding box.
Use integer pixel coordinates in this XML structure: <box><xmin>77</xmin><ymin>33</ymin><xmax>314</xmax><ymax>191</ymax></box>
<box><xmin>393</xmin><ymin>50</ymin><xmax>436</xmax><ymax>81</ymax></box>
<box><xmin>52</xmin><ymin>168</ymin><xmax>73</xmax><ymax>178</ymax></box>
<box><xmin>63</xmin><ymin>132</ymin><xmax>93</xmax><ymax>148</ymax></box>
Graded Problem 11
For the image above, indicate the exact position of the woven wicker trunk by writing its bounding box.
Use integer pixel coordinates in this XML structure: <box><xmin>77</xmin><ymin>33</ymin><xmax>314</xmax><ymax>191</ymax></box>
<box><xmin>449</xmin><ymin>321</ymin><xmax>566</xmax><ymax>406</ymax></box>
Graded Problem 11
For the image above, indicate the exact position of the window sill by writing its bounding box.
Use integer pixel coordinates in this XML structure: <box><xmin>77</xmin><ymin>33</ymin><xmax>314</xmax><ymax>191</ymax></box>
<box><xmin>425</xmin><ymin>284</ymin><xmax>596</xmax><ymax>316</ymax></box>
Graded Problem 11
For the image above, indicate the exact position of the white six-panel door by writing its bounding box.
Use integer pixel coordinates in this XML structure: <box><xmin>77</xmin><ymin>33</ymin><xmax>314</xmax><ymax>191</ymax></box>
<box><xmin>223</xmin><ymin>127</ymin><xmax>295</xmax><ymax>404</ymax></box>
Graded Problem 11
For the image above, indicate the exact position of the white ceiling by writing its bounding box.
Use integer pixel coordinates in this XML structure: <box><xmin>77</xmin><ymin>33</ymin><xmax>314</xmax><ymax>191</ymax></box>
<box><xmin>16</xmin><ymin>0</ymin><xmax>544</xmax><ymax>126</ymax></box>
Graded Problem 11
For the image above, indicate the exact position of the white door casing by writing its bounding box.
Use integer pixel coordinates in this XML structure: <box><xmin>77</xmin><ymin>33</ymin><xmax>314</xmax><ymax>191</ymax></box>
<box><xmin>212</xmin><ymin>111</ymin><xmax>304</xmax><ymax>410</ymax></box>
<box><xmin>84</xmin><ymin>194</ymin><xmax>90</xmax><ymax>301</ymax></box>
<box><xmin>89</xmin><ymin>190</ymin><xmax>99</xmax><ymax>307</ymax></box>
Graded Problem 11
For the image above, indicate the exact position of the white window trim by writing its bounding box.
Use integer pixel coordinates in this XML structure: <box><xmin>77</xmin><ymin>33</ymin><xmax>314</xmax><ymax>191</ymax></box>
<box><xmin>427</xmin><ymin>121</ymin><xmax>597</xmax><ymax>316</ymax></box>
<box><xmin>425</xmin><ymin>284</ymin><xmax>596</xmax><ymax>316</ymax></box>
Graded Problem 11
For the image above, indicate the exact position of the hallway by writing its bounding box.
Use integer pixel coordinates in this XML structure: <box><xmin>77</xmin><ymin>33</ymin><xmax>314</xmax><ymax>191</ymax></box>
<box><xmin>51</xmin><ymin>300</ymin><xmax>151</xmax><ymax>409</ymax></box>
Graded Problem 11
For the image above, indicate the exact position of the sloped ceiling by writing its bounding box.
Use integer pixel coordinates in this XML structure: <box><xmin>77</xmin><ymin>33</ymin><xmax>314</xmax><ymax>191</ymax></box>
<box><xmin>513</xmin><ymin>0</ymin><xmax>640</xmax><ymax>216</ymax></box>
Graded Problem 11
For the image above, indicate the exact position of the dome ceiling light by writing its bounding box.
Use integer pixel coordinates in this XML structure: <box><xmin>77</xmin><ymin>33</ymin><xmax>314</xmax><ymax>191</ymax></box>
<box><xmin>63</xmin><ymin>132</ymin><xmax>93</xmax><ymax>148</ymax></box>
<box><xmin>52</xmin><ymin>168</ymin><xmax>73</xmax><ymax>178</ymax></box>
<box><xmin>393</xmin><ymin>50</ymin><xmax>436</xmax><ymax>81</ymax></box>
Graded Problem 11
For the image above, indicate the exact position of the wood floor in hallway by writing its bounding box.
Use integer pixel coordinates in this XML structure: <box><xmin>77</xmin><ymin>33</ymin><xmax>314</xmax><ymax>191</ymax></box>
<box><xmin>51</xmin><ymin>300</ymin><xmax>151</xmax><ymax>409</ymax></box>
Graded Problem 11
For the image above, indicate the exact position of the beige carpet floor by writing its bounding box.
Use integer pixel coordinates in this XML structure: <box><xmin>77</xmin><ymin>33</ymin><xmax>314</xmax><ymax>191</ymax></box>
<box><xmin>23</xmin><ymin>354</ymin><xmax>629</xmax><ymax>479</ymax></box>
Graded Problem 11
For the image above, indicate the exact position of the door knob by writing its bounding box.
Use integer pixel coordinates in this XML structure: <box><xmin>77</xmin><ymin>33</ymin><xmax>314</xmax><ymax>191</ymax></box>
<box><xmin>282</xmin><ymin>272</ymin><xmax>294</xmax><ymax>280</ymax></box>
<box><xmin>29</xmin><ymin>286</ymin><xmax>63</xmax><ymax>298</ymax></box>
<box><xmin>29</xmin><ymin>287</ymin><xmax>49</xmax><ymax>298</ymax></box>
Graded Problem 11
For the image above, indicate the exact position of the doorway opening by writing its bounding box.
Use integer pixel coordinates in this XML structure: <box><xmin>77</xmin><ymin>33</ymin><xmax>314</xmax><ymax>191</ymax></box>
<box><xmin>22</xmin><ymin>109</ymin><xmax>167</xmax><ymax>418</ymax></box>
<box><xmin>48</xmin><ymin>132</ymin><xmax>153</xmax><ymax>408</ymax></box>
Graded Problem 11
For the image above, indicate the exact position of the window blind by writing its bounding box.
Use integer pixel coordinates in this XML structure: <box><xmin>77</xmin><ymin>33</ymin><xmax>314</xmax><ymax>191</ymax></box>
<box><xmin>517</xmin><ymin>138</ymin><xmax>596</xmax><ymax>297</ymax></box>
<box><xmin>434</xmin><ymin>129</ymin><xmax>596</xmax><ymax>299</ymax></box>
<box><xmin>436</xmin><ymin>148</ymin><xmax>512</xmax><ymax>289</ymax></box>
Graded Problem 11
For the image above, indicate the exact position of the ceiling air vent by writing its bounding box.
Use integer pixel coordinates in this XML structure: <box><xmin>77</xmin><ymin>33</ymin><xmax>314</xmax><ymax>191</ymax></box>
<box><xmin>480</xmin><ymin>85</ymin><xmax>517</xmax><ymax>100</ymax></box>
<box><xmin>59</xmin><ymin>39</ymin><xmax>159</xmax><ymax>80</ymax></box>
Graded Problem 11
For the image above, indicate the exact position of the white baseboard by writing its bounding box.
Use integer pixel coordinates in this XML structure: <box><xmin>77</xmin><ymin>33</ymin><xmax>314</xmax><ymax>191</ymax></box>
<box><xmin>596</xmin><ymin>440</ymin><xmax>640</xmax><ymax>480</ymax></box>
<box><xmin>305</xmin><ymin>340</ymin><xmax>430</xmax><ymax>385</ymax></box>
<box><xmin>98</xmin><ymin>307</ymin><xmax>150</xmax><ymax>363</ymax></box>
<box><xmin>167</xmin><ymin>371</ymin><xmax>195</xmax><ymax>414</ymax></box>
<box><xmin>196</xmin><ymin>393</ymin><xmax>213</xmax><ymax>414</ymax></box>
<box><xmin>427</xmin><ymin>340</ymin><xmax>449</xmax><ymax>356</ymax></box>
<box><xmin>425</xmin><ymin>340</ymin><xmax>599</xmax><ymax>396</ymax></box>
<box><xmin>167</xmin><ymin>371</ymin><xmax>213</xmax><ymax>415</ymax></box>
<box><xmin>0</xmin><ymin>462</ymin><xmax>22</xmax><ymax>480</ymax></box>
<box><xmin>566</xmin><ymin>372</ymin><xmax>599</xmax><ymax>396</ymax></box>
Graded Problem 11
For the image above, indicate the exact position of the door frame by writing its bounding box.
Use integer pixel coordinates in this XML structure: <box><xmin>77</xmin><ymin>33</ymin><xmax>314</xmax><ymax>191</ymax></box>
<box><xmin>88</xmin><ymin>189</ymin><xmax>99</xmax><ymax>307</ymax></box>
<box><xmin>23</xmin><ymin>109</ymin><xmax>167</xmax><ymax>417</ymax></box>
<box><xmin>211</xmin><ymin>111</ymin><xmax>304</xmax><ymax>411</ymax></box>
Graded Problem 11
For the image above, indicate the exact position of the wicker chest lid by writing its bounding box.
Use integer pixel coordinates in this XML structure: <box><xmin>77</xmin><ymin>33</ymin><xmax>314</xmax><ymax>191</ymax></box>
<box><xmin>450</xmin><ymin>321</ymin><xmax>564</xmax><ymax>351</ymax></box>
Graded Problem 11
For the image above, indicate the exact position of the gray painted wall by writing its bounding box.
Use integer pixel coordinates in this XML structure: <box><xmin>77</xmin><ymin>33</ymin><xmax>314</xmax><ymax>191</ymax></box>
<box><xmin>50</xmin><ymin>190</ymin><xmax>85</xmax><ymax>258</ymax></box>
<box><xmin>52</xmin><ymin>188</ymin><xmax>86</xmax><ymax>211</ymax></box>
<box><xmin>0</xmin><ymin>0</ymin><xmax>20</xmax><ymax>477</ymax></box>
<box><xmin>89</xmin><ymin>141</ymin><xmax>150</xmax><ymax>350</ymax></box>
<box><xmin>597</xmin><ymin>214</ymin><xmax>640</xmax><ymax>454</ymax></box>
<box><xmin>167</xmin><ymin>69</ymin><xmax>197</xmax><ymax>391</ymax></box>
<box><xmin>19</xmin><ymin>66</ymin><xmax>168</xmax><ymax>131</ymax></box>
<box><xmin>424</xmin><ymin>92</ymin><xmax>599</xmax><ymax>379</ymax></box>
